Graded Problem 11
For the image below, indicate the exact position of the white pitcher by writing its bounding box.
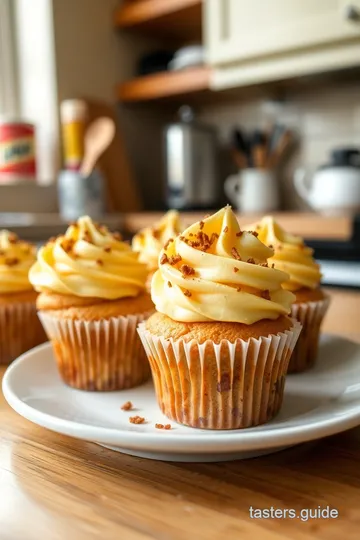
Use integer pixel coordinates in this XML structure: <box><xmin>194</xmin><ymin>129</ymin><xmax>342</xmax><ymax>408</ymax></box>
<box><xmin>224</xmin><ymin>169</ymin><xmax>280</xmax><ymax>213</ymax></box>
<box><xmin>294</xmin><ymin>167</ymin><xmax>360</xmax><ymax>215</ymax></box>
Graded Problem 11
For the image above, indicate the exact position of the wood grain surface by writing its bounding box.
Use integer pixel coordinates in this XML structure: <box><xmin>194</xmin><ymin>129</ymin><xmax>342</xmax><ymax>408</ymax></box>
<box><xmin>118</xmin><ymin>67</ymin><xmax>211</xmax><ymax>103</ymax></box>
<box><xmin>1</xmin><ymin>288</ymin><xmax>360</xmax><ymax>540</ymax></box>
<box><xmin>123</xmin><ymin>211</ymin><xmax>353</xmax><ymax>240</ymax></box>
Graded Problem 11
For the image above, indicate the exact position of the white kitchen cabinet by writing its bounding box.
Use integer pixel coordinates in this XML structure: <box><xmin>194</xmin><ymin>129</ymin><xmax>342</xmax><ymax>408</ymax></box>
<box><xmin>205</xmin><ymin>0</ymin><xmax>360</xmax><ymax>88</ymax></box>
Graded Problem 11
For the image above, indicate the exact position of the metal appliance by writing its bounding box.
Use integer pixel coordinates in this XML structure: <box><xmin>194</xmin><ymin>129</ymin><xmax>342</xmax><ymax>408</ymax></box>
<box><xmin>164</xmin><ymin>106</ymin><xmax>219</xmax><ymax>210</ymax></box>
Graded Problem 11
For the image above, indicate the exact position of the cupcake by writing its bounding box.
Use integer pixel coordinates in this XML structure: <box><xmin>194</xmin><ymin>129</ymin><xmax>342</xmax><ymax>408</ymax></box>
<box><xmin>132</xmin><ymin>210</ymin><xmax>182</xmax><ymax>290</ymax></box>
<box><xmin>138</xmin><ymin>207</ymin><xmax>302</xmax><ymax>429</ymax></box>
<box><xmin>246</xmin><ymin>216</ymin><xmax>329</xmax><ymax>373</ymax></box>
<box><xmin>0</xmin><ymin>231</ymin><xmax>46</xmax><ymax>365</ymax></box>
<box><xmin>29</xmin><ymin>217</ymin><xmax>154</xmax><ymax>391</ymax></box>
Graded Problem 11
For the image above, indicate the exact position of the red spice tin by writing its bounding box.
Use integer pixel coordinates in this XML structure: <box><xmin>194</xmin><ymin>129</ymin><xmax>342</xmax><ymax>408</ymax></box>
<box><xmin>0</xmin><ymin>119</ymin><xmax>37</xmax><ymax>182</ymax></box>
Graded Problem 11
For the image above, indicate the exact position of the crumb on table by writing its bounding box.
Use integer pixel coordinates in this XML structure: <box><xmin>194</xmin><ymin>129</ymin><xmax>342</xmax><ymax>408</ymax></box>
<box><xmin>155</xmin><ymin>423</ymin><xmax>172</xmax><ymax>430</ymax></box>
<box><xmin>129</xmin><ymin>416</ymin><xmax>145</xmax><ymax>425</ymax></box>
<box><xmin>121</xmin><ymin>401</ymin><xmax>133</xmax><ymax>411</ymax></box>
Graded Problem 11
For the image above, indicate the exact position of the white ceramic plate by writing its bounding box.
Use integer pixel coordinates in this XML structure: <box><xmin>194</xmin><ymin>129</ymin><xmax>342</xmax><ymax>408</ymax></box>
<box><xmin>3</xmin><ymin>335</ymin><xmax>360</xmax><ymax>462</ymax></box>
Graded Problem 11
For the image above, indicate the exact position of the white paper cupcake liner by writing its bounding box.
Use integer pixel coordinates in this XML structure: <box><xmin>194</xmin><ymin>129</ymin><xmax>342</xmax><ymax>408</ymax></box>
<box><xmin>39</xmin><ymin>311</ymin><xmax>152</xmax><ymax>391</ymax></box>
<box><xmin>289</xmin><ymin>295</ymin><xmax>330</xmax><ymax>373</ymax></box>
<box><xmin>0</xmin><ymin>302</ymin><xmax>47</xmax><ymax>365</ymax></box>
<box><xmin>138</xmin><ymin>319</ymin><xmax>302</xmax><ymax>430</ymax></box>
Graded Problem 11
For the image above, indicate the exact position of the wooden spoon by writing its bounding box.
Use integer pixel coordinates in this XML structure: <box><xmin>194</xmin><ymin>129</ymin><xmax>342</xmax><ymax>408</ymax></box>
<box><xmin>80</xmin><ymin>117</ymin><xmax>116</xmax><ymax>177</ymax></box>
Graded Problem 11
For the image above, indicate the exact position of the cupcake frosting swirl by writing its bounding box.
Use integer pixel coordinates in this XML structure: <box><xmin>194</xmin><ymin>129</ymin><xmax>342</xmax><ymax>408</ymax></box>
<box><xmin>151</xmin><ymin>207</ymin><xmax>295</xmax><ymax>324</ymax></box>
<box><xmin>132</xmin><ymin>210</ymin><xmax>182</xmax><ymax>271</ymax></box>
<box><xmin>245</xmin><ymin>216</ymin><xmax>321</xmax><ymax>291</ymax></box>
<box><xmin>29</xmin><ymin>216</ymin><xmax>148</xmax><ymax>299</ymax></box>
<box><xmin>0</xmin><ymin>231</ymin><xmax>36</xmax><ymax>293</ymax></box>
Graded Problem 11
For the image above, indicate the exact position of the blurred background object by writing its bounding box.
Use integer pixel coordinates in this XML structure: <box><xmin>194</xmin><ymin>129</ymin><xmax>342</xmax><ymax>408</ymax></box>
<box><xmin>294</xmin><ymin>147</ymin><xmax>360</xmax><ymax>215</ymax></box>
<box><xmin>164</xmin><ymin>105</ymin><xmax>220</xmax><ymax>210</ymax></box>
<box><xmin>0</xmin><ymin>119</ymin><xmax>37</xmax><ymax>183</ymax></box>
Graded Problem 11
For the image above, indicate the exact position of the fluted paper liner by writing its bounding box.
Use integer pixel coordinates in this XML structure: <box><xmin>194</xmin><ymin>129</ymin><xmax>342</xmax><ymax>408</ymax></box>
<box><xmin>138</xmin><ymin>320</ymin><xmax>302</xmax><ymax>429</ymax></box>
<box><xmin>39</xmin><ymin>311</ymin><xmax>152</xmax><ymax>391</ymax></box>
<box><xmin>289</xmin><ymin>295</ymin><xmax>330</xmax><ymax>373</ymax></box>
<box><xmin>0</xmin><ymin>302</ymin><xmax>47</xmax><ymax>365</ymax></box>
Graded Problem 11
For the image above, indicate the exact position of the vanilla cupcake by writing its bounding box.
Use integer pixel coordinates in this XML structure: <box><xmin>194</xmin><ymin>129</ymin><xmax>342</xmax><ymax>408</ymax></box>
<box><xmin>132</xmin><ymin>210</ymin><xmax>182</xmax><ymax>289</ymax></box>
<box><xmin>246</xmin><ymin>216</ymin><xmax>329</xmax><ymax>373</ymax></box>
<box><xmin>138</xmin><ymin>207</ymin><xmax>301</xmax><ymax>429</ymax></box>
<box><xmin>0</xmin><ymin>231</ymin><xmax>46</xmax><ymax>365</ymax></box>
<box><xmin>29</xmin><ymin>217</ymin><xmax>153</xmax><ymax>391</ymax></box>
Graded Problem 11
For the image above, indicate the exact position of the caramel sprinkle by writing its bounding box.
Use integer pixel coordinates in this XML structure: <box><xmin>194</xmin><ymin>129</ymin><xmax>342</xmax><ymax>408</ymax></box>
<box><xmin>129</xmin><ymin>416</ymin><xmax>145</xmax><ymax>424</ymax></box>
<box><xmin>249</xmin><ymin>230</ymin><xmax>259</xmax><ymax>237</ymax></box>
<box><xmin>233</xmin><ymin>267</ymin><xmax>239</xmax><ymax>273</ymax></box>
<box><xmin>247</xmin><ymin>258</ymin><xmax>256</xmax><ymax>264</ymax></box>
<box><xmin>236</xmin><ymin>231</ymin><xmax>243</xmax><ymax>237</ymax></box>
<box><xmin>121</xmin><ymin>401</ymin><xmax>133</xmax><ymax>411</ymax></box>
<box><xmin>231</xmin><ymin>247</ymin><xmax>241</xmax><ymax>261</ymax></box>
<box><xmin>183</xmin><ymin>289</ymin><xmax>192</xmax><ymax>297</ymax></box>
<box><xmin>223</xmin><ymin>226</ymin><xmax>229</xmax><ymax>233</ymax></box>
<box><xmin>104</xmin><ymin>246</ymin><xmax>112</xmax><ymax>253</ymax></box>
<box><xmin>96</xmin><ymin>259</ymin><xmax>104</xmax><ymax>266</ymax></box>
<box><xmin>169</xmin><ymin>254</ymin><xmax>182</xmax><ymax>265</ymax></box>
<box><xmin>82</xmin><ymin>231</ymin><xmax>92</xmax><ymax>243</ymax></box>
<box><xmin>113</xmin><ymin>232</ymin><xmax>122</xmax><ymax>241</ymax></box>
<box><xmin>5</xmin><ymin>257</ymin><xmax>19</xmax><ymax>266</ymax></box>
<box><xmin>164</xmin><ymin>238</ymin><xmax>174</xmax><ymax>250</ymax></box>
<box><xmin>168</xmin><ymin>281</ymin><xmax>172</xmax><ymax>288</ymax></box>
<box><xmin>262</xmin><ymin>290</ymin><xmax>271</xmax><ymax>300</ymax></box>
<box><xmin>199</xmin><ymin>221</ymin><xmax>205</xmax><ymax>230</ymax></box>
<box><xmin>165</xmin><ymin>424</ymin><xmax>171</xmax><ymax>430</ymax></box>
<box><xmin>237</xmin><ymin>286</ymin><xmax>242</xmax><ymax>292</ymax></box>
<box><xmin>271</xmin><ymin>263</ymin><xmax>275</xmax><ymax>269</ymax></box>
<box><xmin>152</xmin><ymin>229</ymin><xmax>161</xmax><ymax>239</ymax></box>
<box><xmin>180</xmin><ymin>264</ymin><xmax>195</xmax><ymax>277</ymax></box>
<box><xmin>160</xmin><ymin>253</ymin><xmax>169</xmax><ymax>265</ymax></box>
<box><xmin>8</xmin><ymin>233</ymin><xmax>18</xmax><ymax>244</ymax></box>
<box><xmin>61</xmin><ymin>239</ymin><xmax>75</xmax><ymax>253</ymax></box>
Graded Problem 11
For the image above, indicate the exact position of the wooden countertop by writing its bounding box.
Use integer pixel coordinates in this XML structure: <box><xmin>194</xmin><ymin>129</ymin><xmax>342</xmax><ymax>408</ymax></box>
<box><xmin>123</xmin><ymin>212</ymin><xmax>353</xmax><ymax>240</ymax></box>
<box><xmin>1</xmin><ymin>287</ymin><xmax>360</xmax><ymax>539</ymax></box>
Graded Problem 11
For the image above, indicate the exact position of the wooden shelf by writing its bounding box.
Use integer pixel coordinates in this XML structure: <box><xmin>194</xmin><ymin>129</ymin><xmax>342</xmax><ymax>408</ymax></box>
<box><xmin>114</xmin><ymin>0</ymin><xmax>202</xmax><ymax>41</ymax></box>
<box><xmin>117</xmin><ymin>66</ymin><xmax>211</xmax><ymax>102</ymax></box>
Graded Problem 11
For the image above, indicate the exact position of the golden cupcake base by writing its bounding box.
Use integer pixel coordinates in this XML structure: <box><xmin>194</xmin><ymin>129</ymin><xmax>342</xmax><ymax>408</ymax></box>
<box><xmin>39</xmin><ymin>311</ymin><xmax>152</xmax><ymax>391</ymax></box>
<box><xmin>0</xmin><ymin>302</ymin><xmax>46</xmax><ymax>365</ymax></box>
<box><xmin>138</xmin><ymin>320</ymin><xmax>302</xmax><ymax>430</ymax></box>
<box><xmin>289</xmin><ymin>296</ymin><xmax>330</xmax><ymax>373</ymax></box>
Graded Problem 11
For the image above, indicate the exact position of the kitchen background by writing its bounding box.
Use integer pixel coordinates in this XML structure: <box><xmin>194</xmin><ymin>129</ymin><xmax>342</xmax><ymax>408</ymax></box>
<box><xmin>1</xmin><ymin>0</ymin><xmax>360</xmax><ymax>220</ymax></box>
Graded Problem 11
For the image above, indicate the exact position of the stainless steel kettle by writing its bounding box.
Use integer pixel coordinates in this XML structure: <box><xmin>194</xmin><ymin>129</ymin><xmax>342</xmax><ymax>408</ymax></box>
<box><xmin>163</xmin><ymin>106</ymin><xmax>219</xmax><ymax>210</ymax></box>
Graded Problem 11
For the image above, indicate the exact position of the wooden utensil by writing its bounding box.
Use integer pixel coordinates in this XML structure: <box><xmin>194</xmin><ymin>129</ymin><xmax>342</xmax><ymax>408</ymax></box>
<box><xmin>231</xmin><ymin>128</ymin><xmax>249</xmax><ymax>168</ymax></box>
<box><xmin>268</xmin><ymin>129</ymin><xmax>293</xmax><ymax>168</ymax></box>
<box><xmin>80</xmin><ymin>117</ymin><xmax>116</xmax><ymax>178</ymax></box>
<box><xmin>251</xmin><ymin>130</ymin><xmax>267</xmax><ymax>169</ymax></box>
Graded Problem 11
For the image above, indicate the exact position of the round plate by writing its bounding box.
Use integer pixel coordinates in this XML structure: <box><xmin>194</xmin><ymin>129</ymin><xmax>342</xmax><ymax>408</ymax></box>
<box><xmin>3</xmin><ymin>336</ymin><xmax>360</xmax><ymax>462</ymax></box>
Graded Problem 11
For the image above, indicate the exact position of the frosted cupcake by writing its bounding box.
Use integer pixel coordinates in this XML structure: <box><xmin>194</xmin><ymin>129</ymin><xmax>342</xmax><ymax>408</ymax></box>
<box><xmin>246</xmin><ymin>216</ymin><xmax>329</xmax><ymax>373</ymax></box>
<box><xmin>0</xmin><ymin>231</ymin><xmax>46</xmax><ymax>364</ymax></box>
<box><xmin>132</xmin><ymin>210</ymin><xmax>182</xmax><ymax>289</ymax></box>
<box><xmin>29</xmin><ymin>217</ymin><xmax>153</xmax><ymax>391</ymax></box>
<box><xmin>138</xmin><ymin>207</ymin><xmax>301</xmax><ymax>429</ymax></box>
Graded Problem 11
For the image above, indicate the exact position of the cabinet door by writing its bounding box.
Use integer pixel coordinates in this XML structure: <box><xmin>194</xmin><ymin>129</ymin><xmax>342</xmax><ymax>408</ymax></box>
<box><xmin>205</xmin><ymin>0</ymin><xmax>360</xmax><ymax>65</ymax></box>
